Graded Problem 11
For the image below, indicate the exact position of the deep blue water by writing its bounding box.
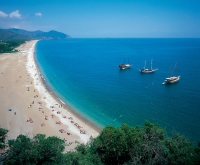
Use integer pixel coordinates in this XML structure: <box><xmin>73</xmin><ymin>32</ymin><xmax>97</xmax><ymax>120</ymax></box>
<box><xmin>35</xmin><ymin>38</ymin><xmax>200</xmax><ymax>143</ymax></box>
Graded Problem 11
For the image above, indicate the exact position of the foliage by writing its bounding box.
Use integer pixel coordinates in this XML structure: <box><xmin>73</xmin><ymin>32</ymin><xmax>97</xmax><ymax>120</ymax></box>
<box><xmin>68</xmin><ymin>121</ymin><xmax>199</xmax><ymax>165</ymax></box>
<box><xmin>192</xmin><ymin>144</ymin><xmax>200</xmax><ymax>165</ymax></box>
<box><xmin>127</xmin><ymin>121</ymin><xmax>167</xmax><ymax>165</ymax></box>
<box><xmin>92</xmin><ymin>125</ymin><xmax>129</xmax><ymax>164</ymax></box>
<box><xmin>165</xmin><ymin>133</ymin><xmax>195</xmax><ymax>165</ymax></box>
<box><xmin>0</xmin><ymin>127</ymin><xmax>9</xmax><ymax>148</ymax></box>
<box><xmin>64</xmin><ymin>143</ymin><xmax>103</xmax><ymax>165</ymax></box>
<box><xmin>0</xmin><ymin>40</ymin><xmax>25</xmax><ymax>53</ymax></box>
<box><xmin>4</xmin><ymin>134</ymin><xmax>65</xmax><ymax>165</ymax></box>
<box><xmin>1</xmin><ymin>122</ymin><xmax>200</xmax><ymax>165</ymax></box>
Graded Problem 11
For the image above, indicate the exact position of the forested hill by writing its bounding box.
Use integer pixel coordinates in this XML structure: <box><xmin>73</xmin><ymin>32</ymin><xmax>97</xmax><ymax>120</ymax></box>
<box><xmin>0</xmin><ymin>28</ymin><xmax>71</xmax><ymax>40</ymax></box>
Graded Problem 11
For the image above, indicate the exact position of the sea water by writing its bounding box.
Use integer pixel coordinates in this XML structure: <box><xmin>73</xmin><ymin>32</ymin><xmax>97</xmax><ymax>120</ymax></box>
<box><xmin>35</xmin><ymin>38</ymin><xmax>200</xmax><ymax>143</ymax></box>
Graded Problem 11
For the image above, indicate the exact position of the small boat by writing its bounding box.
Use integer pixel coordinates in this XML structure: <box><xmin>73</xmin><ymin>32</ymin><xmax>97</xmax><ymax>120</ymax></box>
<box><xmin>163</xmin><ymin>63</ymin><xmax>180</xmax><ymax>84</ymax></box>
<box><xmin>140</xmin><ymin>59</ymin><xmax>157</xmax><ymax>73</ymax></box>
<box><xmin>119</xmin><ymin>58</ymin><xmax>131</xmax><ymax>70</ymax></box>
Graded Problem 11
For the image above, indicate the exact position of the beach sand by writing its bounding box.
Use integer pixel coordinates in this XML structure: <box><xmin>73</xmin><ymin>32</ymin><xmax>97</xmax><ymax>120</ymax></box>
<box><xmin>0</xmin><ymin>40</ymin><xmax>99</xmax><ymax>151</ymax></box>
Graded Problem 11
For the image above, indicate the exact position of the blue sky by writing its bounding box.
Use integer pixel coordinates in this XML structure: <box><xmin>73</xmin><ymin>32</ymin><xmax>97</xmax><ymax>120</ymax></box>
<box><xmin>0</xmin><ymin>0</ymin><xmax>200</xmax><ymax>38</ymax></box>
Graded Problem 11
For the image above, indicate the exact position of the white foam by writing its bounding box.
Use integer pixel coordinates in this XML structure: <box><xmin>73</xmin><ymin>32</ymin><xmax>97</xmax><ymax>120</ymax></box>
<box><xmin>59</xmin><ymin>99</ymin><xmax>66</xmax><ymax>105</ymax></box>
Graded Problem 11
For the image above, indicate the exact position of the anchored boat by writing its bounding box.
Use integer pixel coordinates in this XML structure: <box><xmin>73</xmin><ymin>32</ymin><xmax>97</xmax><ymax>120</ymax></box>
<box><xmin>140</xmin><ymin>59</ymin><xmax>158</xmax><ymax>73</ymax></box>
<box><xmin>119</xmin><ymin>58</ymin><xmax>131</xmax><ymax>70</ymax></box>
<box><xmin>163</xmin><ymin>62</ymin><xmax>180</xmax><ymax>84</ymax></box>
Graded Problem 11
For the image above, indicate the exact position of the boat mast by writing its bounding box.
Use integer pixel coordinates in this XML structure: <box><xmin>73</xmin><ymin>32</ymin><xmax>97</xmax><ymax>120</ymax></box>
<box><xmin>151</xmin><ymin>59</ymin><xmax>153</xmax><ymax>70</ymax></box>
<box><xmin>144</xmin><ymin>60</ymin><xmax>146</xmax><ymax>69</ymax></box>
<box><xmin>172</xmin><ymin>62</ymin><xmax>177</xmax><ymax>76</ymax></box>
<box><xmin>174</xmin><ymin>62</ymin><xmax>178</xmax><ymax>76</ymax></box>
<box><xmin>169</xmin><ymin>66</ymin><xmax>172</xmax><ymax>77</ymax></box>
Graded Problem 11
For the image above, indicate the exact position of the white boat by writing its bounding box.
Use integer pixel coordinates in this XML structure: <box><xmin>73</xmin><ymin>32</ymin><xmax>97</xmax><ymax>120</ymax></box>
<box><xmin>163</xmin><ymin>63</ymin><xmax>180</xmax><ymax>84</ymax></box>
<box><xmin>140</xmin><ymin>59</ymin><xmax>157</xmax><ymax>73</ymax></box>
<box><xmin>119</xmin><ymin>58</ymin><xmax>131</xmax><ymax>70</ymax></box>
<box><xmin>165</xmin><ymin>76</ymin><xmax>180</xmax><ymax>84</ymax></box>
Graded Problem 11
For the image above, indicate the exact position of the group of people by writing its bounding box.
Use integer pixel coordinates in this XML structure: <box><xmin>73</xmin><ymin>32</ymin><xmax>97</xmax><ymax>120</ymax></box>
<box><xmin>69</xmin><ymin>118</ymin><xmax>86</xmax><ymax>135</ymax></box>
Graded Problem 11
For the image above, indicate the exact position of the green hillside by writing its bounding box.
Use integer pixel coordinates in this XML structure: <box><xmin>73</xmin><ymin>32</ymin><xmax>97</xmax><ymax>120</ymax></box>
<box><xmin>0</xmin><ymin>28</ymin><xmax>71</xmax><ymax>41</ymax></box>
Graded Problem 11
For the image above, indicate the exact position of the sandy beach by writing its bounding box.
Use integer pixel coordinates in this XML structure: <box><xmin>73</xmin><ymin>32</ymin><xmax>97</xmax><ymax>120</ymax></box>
<box><xmin>0</xmin><ymin>40</ymin><xmax>99</xmax><ymax>151</ymax></box>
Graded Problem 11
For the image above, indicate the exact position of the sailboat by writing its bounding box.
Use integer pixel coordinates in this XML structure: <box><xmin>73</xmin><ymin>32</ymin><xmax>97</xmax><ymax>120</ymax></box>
<box><xmin>140</xmin><ymin>59</ymin><xmax>158</xmax><ymax>73</ymax></box>
<box><xmin>119</xmin><ymin>58</ymin><xmax>131</xmax><ymax>70</ymax></box>
<box><xmin>163</xmin><ymin>62</ymin><xmax>180</xmax><ymax>84</ymax></box>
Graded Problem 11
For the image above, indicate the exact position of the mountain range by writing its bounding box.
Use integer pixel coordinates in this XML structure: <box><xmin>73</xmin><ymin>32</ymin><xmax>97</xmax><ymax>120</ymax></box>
<box><xmin>0</xmin><ymin>28</ymin><xmax>71</xmax><ymax>40</ymax></box>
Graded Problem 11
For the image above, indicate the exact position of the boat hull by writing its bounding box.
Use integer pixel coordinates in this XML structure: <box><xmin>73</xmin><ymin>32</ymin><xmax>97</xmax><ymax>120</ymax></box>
<box><xmin>119</xmin><ymin>64</ymin><xmax>131</xmax><ymax>70</ymax></box>
<box><xmin>165</xmin><ymin>76</ymin><xmax>180</xmax><ymax>84</ymax></box>
<box><xmin>140</xmin><ymin>69</ymin><xmax>156</xmax><ymax>73</ymax></box>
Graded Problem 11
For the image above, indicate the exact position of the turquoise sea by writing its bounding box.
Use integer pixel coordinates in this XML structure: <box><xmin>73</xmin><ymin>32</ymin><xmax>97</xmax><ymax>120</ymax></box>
<box><xmin>35</xmin><ymin>38</ymin><xmax>200</xmax><ymax>143</ymax></box>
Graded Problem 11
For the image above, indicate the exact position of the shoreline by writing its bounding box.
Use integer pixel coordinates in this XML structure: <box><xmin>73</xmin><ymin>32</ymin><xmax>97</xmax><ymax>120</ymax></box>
<box><xmin>0</xmin><ymin>40</ymin><xmax>100</xmax><ymax>150</ymax></box>
<box><xmin>34</xmin><ymin>47</ymin><xmax>102</xmax><ymax>133</ymax></box>
<box><xmin>28</xmin><ymin>40</ymin><xmax>101</xmax><ymax>142</ymax></box>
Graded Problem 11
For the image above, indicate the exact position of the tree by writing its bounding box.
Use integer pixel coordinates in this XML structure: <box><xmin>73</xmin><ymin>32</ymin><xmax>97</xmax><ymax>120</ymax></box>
<box><xmin>0</xmin><ymin>128</ymin><xmax>9</xmax><ymax>148</ymax></box>
<box><xmin>4</xmin><ymin>134</ymin><xmax>66</xmax><ymax>165</ymax></box>
<box><xmin>165</xmin><ymin>133</ymin><xmax>195</xmax><ymax>165</ymax></box>
<box><xmin>92</xmin><ymin>125</ymin><xmax>130</xmax><ymax>165</ymax></box>
<box><xmin>5</xmin><ymin>134</ymin><xmax>33</xmax><ymax>164</ymax></box>
<box><xmin>1</xmin><ymin>121</ymin><xmax>200</xmax><ymax>165</ymax></box>
<box><xmin>192</xmin><ymin>143</ymin><xmax>200</xmax><ymax>165</ymax></box>
<box><xmin>0</xmin><ymin>40</ymin><xmax>25</xmax><ymax>53</ymax></box>
<box><xmin>127</xmin><ymin>121</ymin><xmax>167</xmax><ymax>165</ymax></box>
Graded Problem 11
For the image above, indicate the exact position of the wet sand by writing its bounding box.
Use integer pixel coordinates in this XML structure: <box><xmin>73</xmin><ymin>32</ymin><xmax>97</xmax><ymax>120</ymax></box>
<box><xmin>0</xmin><ymin>40</ymin><xmax>99</xmax><ymax>151</ymax></box>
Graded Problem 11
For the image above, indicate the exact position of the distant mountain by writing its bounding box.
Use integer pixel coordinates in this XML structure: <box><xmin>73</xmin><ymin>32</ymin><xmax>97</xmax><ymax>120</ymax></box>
<box><xmin>0</xmin><ymin>28</ymin><xmax>71</xmax><ymax>40</ymax></box>
<box><xmin>0</xmin><ymin>29</ymin><xmax>32</xmax><ymax>40</ymax></box>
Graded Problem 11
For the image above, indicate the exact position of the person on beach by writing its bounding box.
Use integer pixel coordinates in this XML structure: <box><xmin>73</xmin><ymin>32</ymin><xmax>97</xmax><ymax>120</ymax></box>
<box><xmin>41</xmin><ymin>123</ymin><xmax>45</xmax><ymax>127</ymax></box>
<box><xmin>27</xmin><ymin>117</ymin><xmax>33</xmax><ymax>123</ymax></box>
<box><xmin>59</xmin><ymin>129</ymin><xmax>66</xmax><ymax>133</ymax></box>
<box><xmin>80</xmin><ymin>130</ymin><xmax>86</xmax><ymax>134</ymax></box>
<box><xmin>68</xmin><ymin>117</ymin><xmax>73</xmax><ymax>120</ymax></box>
<box><xmin>56</xmin><ymin>121</ymin><xmax>62</xmax><ymax>125</ymax></box>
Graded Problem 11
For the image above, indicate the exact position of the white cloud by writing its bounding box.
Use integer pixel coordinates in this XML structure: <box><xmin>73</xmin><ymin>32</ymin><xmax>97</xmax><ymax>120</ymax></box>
<box><xmin>0</xmin><ymin>11</ymin><xmax>8</xmax><ymax>17</ymax></box>
<box><xmin>35</xmin><ymin>12</ymin><xmax>42</xmax><ymax>17</ymax></box>
<box><xmin>9</xmin><ymin>10</ymin><xmax>21</xmax><ymax>18</ymax></box>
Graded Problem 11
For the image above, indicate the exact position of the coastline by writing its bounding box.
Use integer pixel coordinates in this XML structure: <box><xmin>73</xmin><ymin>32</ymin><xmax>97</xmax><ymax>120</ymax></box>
<box><xmin>0</xmin><ymin>40</ymin><xmax>99</xmax><ymax>151</ymax></box>
<box><xmin>34</xmin><ymin>46</ymin><xmax>102</xmax><ymax>133</ymax></box>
